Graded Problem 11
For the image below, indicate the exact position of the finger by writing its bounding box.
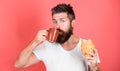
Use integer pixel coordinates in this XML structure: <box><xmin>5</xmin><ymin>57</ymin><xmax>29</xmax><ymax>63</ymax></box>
<box><xmin>38</xmin><ymin>30</ymin><xmax>48</xmax><ymax>36</ymax></box>
<box><xmin>86</xmin><ymin>57</ymin><xmax>96</xmax><ymax>60</ymax></box>
<box><xmin>86</xmin><ymin>48</ymin><xmax>98</xmax><ymax>57</ymax></box>
<box><xmin>87</xmin><ymin>59</ymin><xmax>97</xmax><ymax>64</ymax></box>
<box><xmin>93</xmin><ymin>48</ymin><xmax>99</xmax><ymax>59</ymax></box>
<box><xmin>86</xmin><ymin>51</ymin><xmax>94</xmax><ymax>56</ymax></box>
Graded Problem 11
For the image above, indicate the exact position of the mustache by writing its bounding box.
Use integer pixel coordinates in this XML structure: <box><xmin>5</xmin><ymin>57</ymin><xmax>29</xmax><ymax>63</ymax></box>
<box><xmin>57</xmin><ymin>29</ymin><xmax>65</xmax><ymax>35</ymax></box>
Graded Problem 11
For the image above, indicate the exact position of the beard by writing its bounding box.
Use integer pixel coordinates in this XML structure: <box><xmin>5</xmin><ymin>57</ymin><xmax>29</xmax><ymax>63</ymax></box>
<box><xmin>56</xmin><ymin>26</ymin><xmax>73</xmax><ymax>44</ymax></box>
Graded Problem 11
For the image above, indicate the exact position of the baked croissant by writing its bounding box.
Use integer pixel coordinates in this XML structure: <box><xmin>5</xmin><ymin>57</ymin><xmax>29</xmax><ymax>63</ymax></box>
<box><xmin>81</xmin><ymin>39</ymin><xmax>95</xmax><ymax>57</ymax></box>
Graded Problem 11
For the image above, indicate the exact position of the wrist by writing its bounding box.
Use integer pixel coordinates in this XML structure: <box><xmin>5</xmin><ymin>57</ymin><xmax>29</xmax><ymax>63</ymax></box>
<box><xmin>28</xmin><ymin>40</ymin><xmax>39</xmax><ymax>51</ymax></box>
<box><xmin>88</xmin><ymin>62</ymin><xmax>100</xmax><ymax>71</ymax></box>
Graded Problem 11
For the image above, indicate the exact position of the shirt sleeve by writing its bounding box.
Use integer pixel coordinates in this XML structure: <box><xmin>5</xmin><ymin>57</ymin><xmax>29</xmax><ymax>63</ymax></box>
<box><xmin>32</xmin><ymin>41</ymin><xmax>48</xmax><ymax>60</ymax></box>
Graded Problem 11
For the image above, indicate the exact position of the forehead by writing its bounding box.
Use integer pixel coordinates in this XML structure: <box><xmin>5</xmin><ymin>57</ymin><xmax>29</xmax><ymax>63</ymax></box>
<box><xmin>52</xmin><ymin>12</ymin><xmax>68</xmax><ymax>20</ymax></box>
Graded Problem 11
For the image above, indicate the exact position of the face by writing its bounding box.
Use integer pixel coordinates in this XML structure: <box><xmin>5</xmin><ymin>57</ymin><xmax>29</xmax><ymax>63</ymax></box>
<box><xmin>52</xmin><ymin>12</ymin><xmax>74</xmax><ymax>43</ymax></box>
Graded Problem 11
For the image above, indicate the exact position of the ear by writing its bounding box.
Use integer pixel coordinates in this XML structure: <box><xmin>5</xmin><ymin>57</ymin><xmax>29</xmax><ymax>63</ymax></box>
<box><xmin>71</xmin><ymin>20</ymin><xmax>75</xmax><ymax>27</ymax></box>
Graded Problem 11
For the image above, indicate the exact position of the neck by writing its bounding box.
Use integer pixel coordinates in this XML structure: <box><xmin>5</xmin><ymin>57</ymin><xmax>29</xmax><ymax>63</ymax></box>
<box><xmin>60</xmin><ymin>35</ymin><xmax>80</xmax><ymax>51</ymax></box>
<box><xmin>61</xmin><ymin>35</ymin><xmax>79</xmax><ymax>45</ymax></box>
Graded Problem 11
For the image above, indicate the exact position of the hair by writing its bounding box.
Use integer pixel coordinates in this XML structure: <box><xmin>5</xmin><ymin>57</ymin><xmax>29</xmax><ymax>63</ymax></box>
<box><xmin>51</xmin><ymin>3</ymin><xmax>75</xmax><ymax>21</ymax></box>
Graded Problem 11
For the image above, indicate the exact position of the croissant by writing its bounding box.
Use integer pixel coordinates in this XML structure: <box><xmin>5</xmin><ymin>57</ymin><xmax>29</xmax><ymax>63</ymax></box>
<box><xmin>81</xmin><ymin>39</ymin><xmax>95</xmax><ymax>57</ymax></box>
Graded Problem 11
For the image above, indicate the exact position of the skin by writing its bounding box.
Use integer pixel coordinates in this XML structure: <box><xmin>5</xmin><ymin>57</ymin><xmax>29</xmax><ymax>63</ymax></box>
<box><xmin>15</xmin><ymin>12</ymin><xmax>100</xmax><ymax>71</ymax></box>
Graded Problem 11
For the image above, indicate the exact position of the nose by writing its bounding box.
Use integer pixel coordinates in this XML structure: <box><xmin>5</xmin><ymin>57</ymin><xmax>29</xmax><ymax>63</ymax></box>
<box><xmin>54</xmin><ymin>23</ymin><xmax>60</xmax><ymax>29</ymax></box>
<box><xmin>55</xmin><ymin>25</ymin><xmax>60</xmax><ymax>29</ymax></box>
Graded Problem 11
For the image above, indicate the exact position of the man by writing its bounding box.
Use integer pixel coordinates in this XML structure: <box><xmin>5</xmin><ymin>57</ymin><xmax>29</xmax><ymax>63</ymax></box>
<box><xmin>15</xmin><ymin>3</ymin><xmax>100</xmax><ymax>71</ymax></box>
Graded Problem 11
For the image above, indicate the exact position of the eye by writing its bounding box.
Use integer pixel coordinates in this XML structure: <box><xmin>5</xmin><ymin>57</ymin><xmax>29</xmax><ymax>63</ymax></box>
<box><xmin>60</xmin><ymin>19</ymin><xmax>65</xmax><ymax>23</ymax></box>
<box><xmin>52</xmin><ymin>20</ymin><xmax>57</xmax><ymax>24</ymax></box>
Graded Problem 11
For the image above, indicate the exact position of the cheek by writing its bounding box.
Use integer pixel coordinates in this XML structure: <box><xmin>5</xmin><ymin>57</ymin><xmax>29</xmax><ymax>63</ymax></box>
<box><xmin>62</xmin><ymin>24</ymin><xmax>71</xmax><ymax>32</ymax></box>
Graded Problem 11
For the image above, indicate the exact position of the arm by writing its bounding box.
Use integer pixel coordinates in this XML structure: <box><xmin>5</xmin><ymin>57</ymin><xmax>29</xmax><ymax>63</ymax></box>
<box><xmin>14</xmin><ymin>30</ymin><xmax>48</xmax><ymax>68</ymax></box>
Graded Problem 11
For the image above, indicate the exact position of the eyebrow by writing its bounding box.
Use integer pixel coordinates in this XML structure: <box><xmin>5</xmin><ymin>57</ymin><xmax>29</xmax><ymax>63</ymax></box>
<box><xmin>52</xmin><ymin>18</ymin><xmax>65</xmax><ymax>21</ymax></box>
<box><xmin>52</xmin><ymin>19</ymin><xmax>56</xmax><ymax>21</ymax></box>
<box><xmin>60</xmin><ymin>18</ymin><xmax>65</xmax><ymax>20</ymax></box>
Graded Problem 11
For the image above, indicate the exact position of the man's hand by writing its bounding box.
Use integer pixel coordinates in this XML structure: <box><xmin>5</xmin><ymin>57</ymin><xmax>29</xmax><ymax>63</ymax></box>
<box><xmin>85</xmin><ymin>48</ymin><xmax>100</xmax><ymax>71</ymax></box>
<box><xmin>81</xmin><ymin>39</ymin><xmax>100</xmax><ymax>71</ymax></box>
<box><xmin>34</xmin><ymin>30</ymin><xmax>48</xmax><ymax>45</ymax></box>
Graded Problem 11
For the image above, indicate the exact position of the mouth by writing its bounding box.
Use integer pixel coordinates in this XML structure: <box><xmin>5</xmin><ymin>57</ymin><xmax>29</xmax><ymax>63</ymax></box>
<box><xmin>57</xmin><ymin>29</ymin><xmax>64</xmax><ymax>35</ymax></box>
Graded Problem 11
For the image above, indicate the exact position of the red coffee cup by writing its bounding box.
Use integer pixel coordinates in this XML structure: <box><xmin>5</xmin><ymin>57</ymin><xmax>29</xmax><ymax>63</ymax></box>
<box><xmin>47</xmin><ymin>28</ymin><xmax>60</xmax><ymax>43</ymax></box>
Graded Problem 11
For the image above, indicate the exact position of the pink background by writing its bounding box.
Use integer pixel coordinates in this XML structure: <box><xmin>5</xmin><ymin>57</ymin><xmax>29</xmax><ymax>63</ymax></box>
<box><xmin>0</xmin><ymin>0</ymin><xmax>119</xmax><ymax>71</ymax></box>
